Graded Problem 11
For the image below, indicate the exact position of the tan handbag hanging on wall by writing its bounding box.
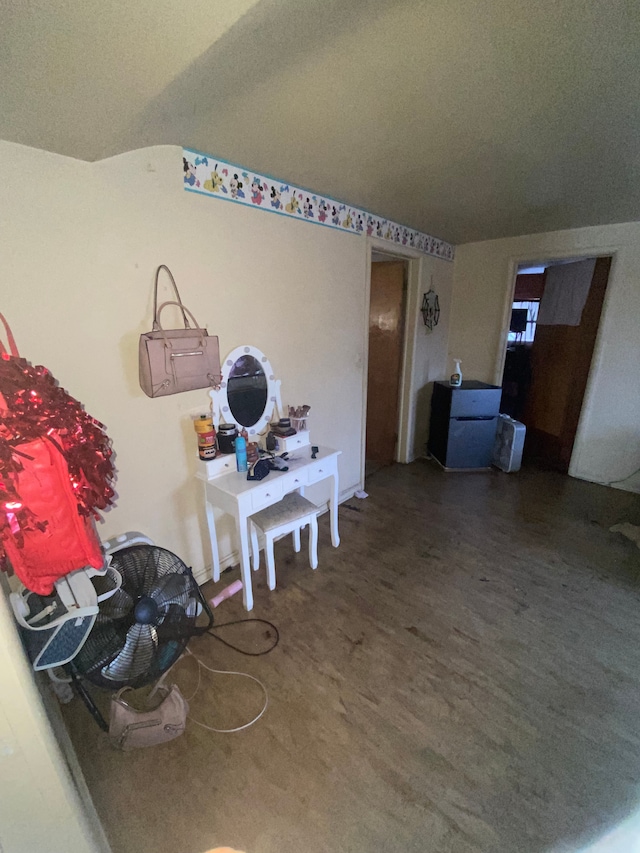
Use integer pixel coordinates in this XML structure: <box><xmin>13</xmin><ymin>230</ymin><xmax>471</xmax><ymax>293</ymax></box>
<box><xmin>138</xmin><ymin>265</ymin><xmax>221</xmax><ymax>398</ymax></box>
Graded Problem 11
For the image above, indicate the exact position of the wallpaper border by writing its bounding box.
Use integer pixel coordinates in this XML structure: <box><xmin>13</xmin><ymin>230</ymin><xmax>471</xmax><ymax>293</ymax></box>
<box><xmin>183</xmin><ymin>148</ymin><xmax>454</xmax><ymax>261</ymax></box>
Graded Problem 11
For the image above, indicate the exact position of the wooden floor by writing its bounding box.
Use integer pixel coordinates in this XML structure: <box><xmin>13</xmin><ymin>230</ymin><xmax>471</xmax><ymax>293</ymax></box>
<box><xmin>62</xmin><ymin>462</ymin><xmax>640</xmax><ymax>853</ymax></box>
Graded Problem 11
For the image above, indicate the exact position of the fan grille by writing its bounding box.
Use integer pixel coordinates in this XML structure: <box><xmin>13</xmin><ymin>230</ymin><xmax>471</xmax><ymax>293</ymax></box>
<box><xmin>73</xmin><ymin>545</ymin><xmax>206</xmax><ymax>689</ymax></box>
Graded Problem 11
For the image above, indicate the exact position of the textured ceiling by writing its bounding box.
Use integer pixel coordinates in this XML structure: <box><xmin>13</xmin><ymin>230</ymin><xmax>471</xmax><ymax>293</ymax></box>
<box><xmin>1</xmin><ymin>0</ymin><xmax>639</xmax><ymax>244</ymax></box>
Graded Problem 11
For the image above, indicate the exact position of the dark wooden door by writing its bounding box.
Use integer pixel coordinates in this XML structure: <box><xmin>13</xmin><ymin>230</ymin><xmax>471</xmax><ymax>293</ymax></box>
<box><xmin>524</xmin><ymin>256</ymin><xmax>611</xmax><ymax>472</ymax></box>
<box><xmin>366</xmin><ymin>261</ymin><xmax>406</xmax><ymax>467</ymax></box>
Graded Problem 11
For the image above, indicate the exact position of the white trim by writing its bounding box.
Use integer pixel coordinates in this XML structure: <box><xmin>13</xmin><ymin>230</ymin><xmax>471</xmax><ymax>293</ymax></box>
<box><xmin>494</xmin><ymin>258</ymin><xmax>520</xmax><ymax>384</ymax></box>
<box><xmin>496</xmin><ymin>247</ymin><xmax>619</xmax><ymax>476</ymax></box>
<box><xmin>397</xmin><ymin>257</ymin><xmax>423</xmax><ymax>463</ymax></box>
<box><xmin>369</xmin><ymin>237</ymin><xmax>423</xmax><ymax>261</ymax></box>
<box><xmin>361</xmin><ymin>238</ymin><xmax>419</xmax><ymax>483</ymax></box>
<box><xmin>569</xmin><ymin>251</ymin><xmax>619</xmax><ymax>479</ymax></box>
<box><xmin>360</xmin><ymin>252</ymin><xmax>372</xmax><ymax>489</ymax></box>
<box><xmin>209</xmin><ymin>345</ymin><xmax>281</xmax><ymax>436</ymax></box>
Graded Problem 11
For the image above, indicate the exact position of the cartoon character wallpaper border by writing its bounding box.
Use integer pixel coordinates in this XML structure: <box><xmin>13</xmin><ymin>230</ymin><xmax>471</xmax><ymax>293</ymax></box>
<box><xmin>183</xmin><ymin>149</ymin><xmax>455</xmax><ymax>262</ymax></box>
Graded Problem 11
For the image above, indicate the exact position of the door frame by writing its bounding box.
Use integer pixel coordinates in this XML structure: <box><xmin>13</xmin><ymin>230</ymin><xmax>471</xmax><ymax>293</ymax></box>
<box><xmin>360</xmin><ymin>238</ymin><xmax>423</xmax><ymax>486</ymax></box>
<box><xmin>495</xmin><ymin>247</ymin><xmax>619</xmax><ymax>476</ymax></box>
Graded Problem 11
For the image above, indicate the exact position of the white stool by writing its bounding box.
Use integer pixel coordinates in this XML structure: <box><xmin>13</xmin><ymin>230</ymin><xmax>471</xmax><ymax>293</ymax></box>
<box><xmin>249</xmin><ymin>492</ymin><xmax>319</xmax><ymax>591</ymax></box>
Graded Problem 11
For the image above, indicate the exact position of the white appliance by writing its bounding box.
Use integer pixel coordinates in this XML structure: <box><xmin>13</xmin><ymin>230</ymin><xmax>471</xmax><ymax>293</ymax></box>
<box><xmin>492</xmin><ymin>414</ymin><xmax>526</xmax><ymax>472</ymax></box>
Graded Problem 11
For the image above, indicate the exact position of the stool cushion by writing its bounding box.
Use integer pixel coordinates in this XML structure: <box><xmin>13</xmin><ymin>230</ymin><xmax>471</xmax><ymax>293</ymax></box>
<box><xmin>250</xmin><ymin>492</ymin><xmax>319</xmax><ymax>533</ymax></box>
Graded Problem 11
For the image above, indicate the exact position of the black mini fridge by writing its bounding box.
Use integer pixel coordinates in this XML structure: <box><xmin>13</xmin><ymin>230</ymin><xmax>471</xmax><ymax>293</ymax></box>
<box><xmin>428</xmin><ymin>380</ymin><xmax>501</xmax><ymax>469</ymax></box>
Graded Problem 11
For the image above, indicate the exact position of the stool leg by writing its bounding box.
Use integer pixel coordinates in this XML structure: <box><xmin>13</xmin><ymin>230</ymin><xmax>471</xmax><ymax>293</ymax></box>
<box><xmin>250</xmin><ymin>523</ymin><xmax>260</xmax><ymax>571</ymax></box>
<box><xmin>309</xmin><ymin>514</ymin><xmax>318</xmax><ymax>570</ymax></box>
<box><xmin>293</xmin><ymin>526</ymin><xmax>301</xmax><ymax>553</ymax></box>
<box><xmin>265</xmin><ymin>534</ymin><xmax>276</xmax><ymax>590</ymax></box>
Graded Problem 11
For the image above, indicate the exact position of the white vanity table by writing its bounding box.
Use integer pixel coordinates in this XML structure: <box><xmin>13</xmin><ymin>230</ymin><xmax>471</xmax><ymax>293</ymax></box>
<box><xmin>196</xmin><ymin>346</ymin><xmax>341</xmax><ymax>611</ymax></box>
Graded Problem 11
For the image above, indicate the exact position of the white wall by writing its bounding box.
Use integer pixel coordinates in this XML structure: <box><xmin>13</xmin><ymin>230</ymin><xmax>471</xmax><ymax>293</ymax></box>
<box><xmin>0</xmin><ymin>139</ymin><xmax>453</xmax><ymax>848</ymax></box>
<box><xmin>407</xmin><ymin>254</ymin><xmax>453</xmax><ymax>459</ymax></box>
<box><xmin>1</xmin><ymin>139</ymin><xmax>454</xmax><ymax>571</ymax></box>
<box><xmin>0</xmin><ymin>590</ymin><xmax>107</xmax><ymax>853</ymax></box>
<box><xmin>0</xmin><ymin>138</ymin><xmax>369</xmax><ymax>850</ymax></box>
<box><xmin>448</xmin><ymin>222</ymin><xmax>640</xmax><ymax>492</ymax></box>
<box><xmin>1</xmin><ymin>141</ymin><xmax>368</xmax><ymax>577</ymax></box>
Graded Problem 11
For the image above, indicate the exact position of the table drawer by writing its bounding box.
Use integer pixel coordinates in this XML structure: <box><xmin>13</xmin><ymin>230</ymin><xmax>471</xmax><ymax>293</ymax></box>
<box><xmin>286</xmin><ymin>468</ymin><xmax>309</xmax><ymax>490</ymax></box>
<box><xmin>274</xmin><ymin>431</ymin><xmax>310</xmax><ymax>452</ymax></box>
<box><xmin>251</xmin><ymin>480</ymin><xmax>283</xmax><ymax>512</ymax></box>
<box><xmin>307</xmin><ymin>459</ymin><xmax>332</xmax><ymax>484</ymax></box>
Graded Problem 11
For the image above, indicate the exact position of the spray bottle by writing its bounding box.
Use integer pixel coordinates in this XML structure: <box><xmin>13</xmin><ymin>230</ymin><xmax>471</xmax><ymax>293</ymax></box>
<box><xmin>235</xmin><ymin>435</ymin><xmax>248</xmax><ymax>473</ymax></box>
<box><xmin>450</xmin><ymin>359</ymin><xmax>462</xmax><ymax>387</ymax></box>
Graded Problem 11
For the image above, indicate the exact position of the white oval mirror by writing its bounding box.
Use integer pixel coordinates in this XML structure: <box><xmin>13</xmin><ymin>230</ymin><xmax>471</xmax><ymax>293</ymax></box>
<box><xmin>211</xmin><ymin>346</ymin><xmax>280</xmax><ymax>435</ymax></box>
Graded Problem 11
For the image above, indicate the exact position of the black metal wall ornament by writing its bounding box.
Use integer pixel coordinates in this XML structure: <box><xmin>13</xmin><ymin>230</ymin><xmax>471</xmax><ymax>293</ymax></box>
<box><xmin>421</xmin><ymin>289</ymin><xmax>440</xmax><ymax>330</ymax></box>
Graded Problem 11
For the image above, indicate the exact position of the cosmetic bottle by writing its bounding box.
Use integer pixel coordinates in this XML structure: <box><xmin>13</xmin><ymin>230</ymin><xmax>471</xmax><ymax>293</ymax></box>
<box><xmin>235</xmin><ymin>436</ymin><xmax>248</xmax><ymax>473</ymax></box>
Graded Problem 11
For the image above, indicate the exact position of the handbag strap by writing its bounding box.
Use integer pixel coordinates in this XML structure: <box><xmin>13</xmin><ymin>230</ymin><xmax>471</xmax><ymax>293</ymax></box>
<box><xmin>153</xmin><ymin>265</ymin><xmax>190</xmax><ymax>330</ymax></box>
<box><xmin>0</xmin><ymin>313</ymin><xmax>19</xmax><ymax>357</ymax></box>
<box><xmin>114</xmin><ymin>686</ymin><xmax>132</xmax><ymax>702</ymax></box>
<box><xmin>114</xmin><ymin>684</ymin><xmax>170</xmax><ymax>707</ymax></box>
<box><xmin>156</xmin><ymin>301</ymin><xmax>205</xmax><ymax>336</ymax></box>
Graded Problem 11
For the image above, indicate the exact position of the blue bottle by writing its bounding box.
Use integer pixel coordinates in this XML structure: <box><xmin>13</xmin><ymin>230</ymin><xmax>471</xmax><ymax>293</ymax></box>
<box><xmin>235</xmin><ymin>435</ymin><xmax>248</xmax><ymax>473</ymax></box>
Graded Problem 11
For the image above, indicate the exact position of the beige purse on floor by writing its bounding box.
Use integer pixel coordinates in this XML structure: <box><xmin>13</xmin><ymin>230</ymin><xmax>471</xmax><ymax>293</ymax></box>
<box><xmin>109</xmin><ymin>684</ymin><xmax>188</xmax><ymax>750</ymax></box>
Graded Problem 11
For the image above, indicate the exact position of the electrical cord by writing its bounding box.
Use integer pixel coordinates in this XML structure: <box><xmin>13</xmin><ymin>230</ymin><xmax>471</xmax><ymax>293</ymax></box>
<box><xmin>152</xmin><ymin>618</ymin><xmax>279</xmax><ymax>733</ymax></box>
<box><xmin>66</xmin><ymin>611</ymin><xmax>279</xmax><ymax>733</ymax></box>
<box><xmin>206</xmin><ymin>617</ymin><xmax>280</xmax><ymax>656</ymax></box>
<box><xmin>179</xmin><ymin>648</ymin><xmax>269</xmax><ymax>733</ymax></box>
<box><xmin>605</xmin><ymin>465</ymin><xmax>640</xmax><ymax>486</ymax></box>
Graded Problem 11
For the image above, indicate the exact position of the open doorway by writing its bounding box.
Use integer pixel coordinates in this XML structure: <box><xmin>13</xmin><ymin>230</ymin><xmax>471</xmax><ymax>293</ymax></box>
<box><xmin>365</xmin><ymin>254</ymin><xmax>408</xmax><ymax>476</ymax></box>
<box><xmin>501</xmin><ymin>255</ymin><xmax>611</xmax><ymax>473</ymax></box>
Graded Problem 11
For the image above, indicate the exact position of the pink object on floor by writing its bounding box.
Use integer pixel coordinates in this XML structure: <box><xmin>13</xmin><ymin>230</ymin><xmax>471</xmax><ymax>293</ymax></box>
<box><xmin>209</xmin><ymin>579</ymin><xmax>243</xmax><ymax>608</ymax></box>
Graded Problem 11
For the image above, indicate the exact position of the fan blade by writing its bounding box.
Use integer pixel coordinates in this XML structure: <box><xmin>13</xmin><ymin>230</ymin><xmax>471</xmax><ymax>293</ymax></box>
<box><xmin>150</xmin><ymin>573</ymin><xmax>191</xmax><ymax>609</ymax></box>
<box><xmin>156</xmin><ymin>603</ymin><xmax>195</xmax><ymax>642</ymax></box>
<box><xmin>111</xmin><ymin>546</ymin><xmax>159</xmax><ymax>598</ymax></box>
<box><xmin>98</xmin><ymin>587</ymin><xmax>134</xmax><ymax>621</ymax></box>
<box><xmin>74</xmin><ymin>616</ymin><xmax>127</xmax><ymax>676</ymax></box>
<box><xmin>102</xmin><ymin>623</ymin><xmax>158</xmax><ymax>683</ymax></box>
<box><xmin>109</xmin><ymin>545</ymin><xmax>191</xmax><ymax>600</ymax></box>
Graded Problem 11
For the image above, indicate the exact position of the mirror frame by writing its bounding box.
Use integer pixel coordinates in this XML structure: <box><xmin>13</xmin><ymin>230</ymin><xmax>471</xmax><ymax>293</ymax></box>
<box><xmin>210</xmin><ymin>345</ymin><xmax>281</xmax><ymax>436</ymax></box>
